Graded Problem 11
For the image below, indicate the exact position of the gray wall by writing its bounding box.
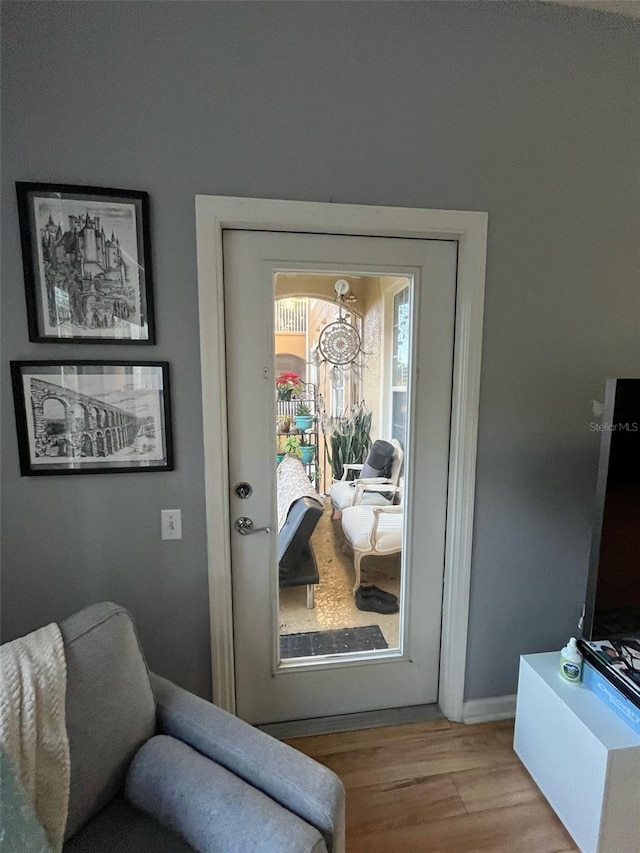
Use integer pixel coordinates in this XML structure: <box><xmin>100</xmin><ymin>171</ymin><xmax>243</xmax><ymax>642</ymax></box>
<box><xmin>2</xmin><ymin>1</ymin><xmax>638</xmax><ymax>701</ymax></box>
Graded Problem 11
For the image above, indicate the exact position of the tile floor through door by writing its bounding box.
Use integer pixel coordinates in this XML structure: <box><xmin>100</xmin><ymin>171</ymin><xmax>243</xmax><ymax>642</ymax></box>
<box><xmin>279</xmin><ymin>497</ymin><xmax>401</xmax><ymax>649</ymax></box>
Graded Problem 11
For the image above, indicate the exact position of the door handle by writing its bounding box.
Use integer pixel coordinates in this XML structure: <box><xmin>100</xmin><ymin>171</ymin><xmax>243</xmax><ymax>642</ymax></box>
<box><xmin>234</xmin><ymin>517</ymin><xmax>271</xmax><ymax>536</ymax></box>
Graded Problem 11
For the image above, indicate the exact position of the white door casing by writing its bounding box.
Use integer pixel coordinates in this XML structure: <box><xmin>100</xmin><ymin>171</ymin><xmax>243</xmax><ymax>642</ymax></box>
<box><xmin>196</xmin><ymin>196</ymin><xmax>487</xmax><ymax>723</ymax></box>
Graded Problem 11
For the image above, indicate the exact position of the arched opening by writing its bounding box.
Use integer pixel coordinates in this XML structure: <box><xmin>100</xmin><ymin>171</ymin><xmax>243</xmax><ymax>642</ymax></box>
<box><xmin>95</xmin><ymin>431</ymin><xmax>105</xmax><ymax>457</ymax></box>
<box><xmin>274</xmin><ymin>291</ymin><xmax>366</xmax><ymax>495</ymax></box>
<box><xmin>274</xmin><ymin>293</ymin><xmax>364</xmax><ymax>416</ymax></box>
<box><xmin>275</xmin><ymin>353</ymin><xmax>306</xmax><ymax>380</ymax></box>
<box><xmin>42</xmin><ymin>397</ymin><xmax>67</xmax><ymax>443</ymax></box>
<box><xmin>80</xmin><ymin>433</ymin><xmax>94</xmax><ymax>457</ymax></box>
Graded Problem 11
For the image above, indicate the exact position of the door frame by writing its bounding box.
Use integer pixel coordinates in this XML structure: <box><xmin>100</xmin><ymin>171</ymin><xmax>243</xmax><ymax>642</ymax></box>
<box><xmin>196</xmin><ymin>195</ymin><xmax>487</xmax><ymax>723</ymax></box>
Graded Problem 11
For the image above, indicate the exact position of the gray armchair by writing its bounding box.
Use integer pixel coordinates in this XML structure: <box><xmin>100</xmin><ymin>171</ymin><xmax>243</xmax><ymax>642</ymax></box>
<box><xmin>59</xmin><ymin>602</ymin><xmax>345</xmax><ymax>853</ymax></box>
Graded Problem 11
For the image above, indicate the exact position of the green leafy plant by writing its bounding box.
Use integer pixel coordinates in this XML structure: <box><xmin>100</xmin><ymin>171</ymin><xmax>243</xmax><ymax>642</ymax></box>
<box><xmin>283</xmin><ymin>435</ymin><xmax>302</xmax><ymax>458</ymax></box>
<box><xmin>295</xmin><ymin>402</ymin><xmax>312</xmax><ymax>416</ymax></box>
<box><xmin>309</xmin><ymin>467</ymin><xmax>322</xmax><ymax>486</ymax></box>
<box><xmin>322</xmin><ymin>401</ymin><xmax>372</xmax><ymax>481</ymax></box>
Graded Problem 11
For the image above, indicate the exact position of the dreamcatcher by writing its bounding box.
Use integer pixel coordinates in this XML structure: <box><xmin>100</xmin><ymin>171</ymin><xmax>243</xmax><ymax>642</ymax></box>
<box><xmin>317</xmin><ymin>280</ymin><xmax>366</xmax><ymax>382</ymax></box>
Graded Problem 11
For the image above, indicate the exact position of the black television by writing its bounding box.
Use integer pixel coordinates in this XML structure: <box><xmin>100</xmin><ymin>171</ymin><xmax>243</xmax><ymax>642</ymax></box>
<box><xmin>583</xmin><ymin>378</ymin><xmax>640</xmax><ymax>640</ymax></box>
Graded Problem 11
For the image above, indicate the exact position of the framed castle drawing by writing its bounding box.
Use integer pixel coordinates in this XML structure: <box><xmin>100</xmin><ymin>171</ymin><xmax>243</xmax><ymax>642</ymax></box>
<box><xmin>11</xmin><ymin>361</ymin><xmax>173</xmax><ymax>475</ymax></box>
<box><xmin>16</xmin><ymin>183</ymin><xmax>155</xmax><ymax>343</ymax></box>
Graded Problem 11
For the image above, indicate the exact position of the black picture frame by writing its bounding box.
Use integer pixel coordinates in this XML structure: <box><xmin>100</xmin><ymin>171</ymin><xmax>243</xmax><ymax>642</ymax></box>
<box><xmin>11</xmin><ymin>361</ymin><xmax>174</xmax><ymax>475</ymax></box>
<box><xmin>16</xmin><ymin>182</ymin><xmax>155</xmax><ymax>344</ymax></box>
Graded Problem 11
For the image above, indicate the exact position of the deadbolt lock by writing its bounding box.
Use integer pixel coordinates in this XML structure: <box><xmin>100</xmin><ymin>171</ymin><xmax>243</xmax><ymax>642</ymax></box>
<box><xmin>235</xmin><ymin>482</ymin><xmax>253</xmax><ymax>499</ymax></box>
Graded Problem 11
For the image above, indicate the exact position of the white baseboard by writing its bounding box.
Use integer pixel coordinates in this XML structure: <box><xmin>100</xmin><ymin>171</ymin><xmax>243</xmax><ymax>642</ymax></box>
<box><xmin>462</xmin><ymin>694</ymin><xmax>517</xmax><ymax>724</ymax></box>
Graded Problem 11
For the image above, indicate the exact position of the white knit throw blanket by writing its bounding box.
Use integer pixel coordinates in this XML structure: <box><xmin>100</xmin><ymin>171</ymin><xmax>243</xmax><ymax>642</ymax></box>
<box><xmin>277</xmin><ymin>455</ymin><xmax>324</xmax><ymax>532</ymax></box>
<box><xmin>0</xmin><ymin>623</ymin><xmax>70</xmax><ymax>852</ymax></box>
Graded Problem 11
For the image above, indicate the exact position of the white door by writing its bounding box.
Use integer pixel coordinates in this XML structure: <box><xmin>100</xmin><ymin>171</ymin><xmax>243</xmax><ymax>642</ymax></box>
<box><xmin>224</xmin><ymin>229</ymin><xmax>456</xmax><ymax>724</ymax></box>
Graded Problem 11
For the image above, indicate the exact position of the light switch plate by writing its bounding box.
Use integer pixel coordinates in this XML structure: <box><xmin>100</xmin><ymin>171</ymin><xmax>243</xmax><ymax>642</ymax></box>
<box><xmin>161</xmin><ymin>509</ymin><xmax>182</xmax><ymax>540</ymax></box>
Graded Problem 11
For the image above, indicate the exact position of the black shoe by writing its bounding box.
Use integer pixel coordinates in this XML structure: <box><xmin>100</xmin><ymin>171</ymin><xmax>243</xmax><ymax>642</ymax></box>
<box><xmin>355</xmin><ymin>587</ymin><xmax>399</xmax><ymax>614</ymax></box>
<box><xmin>359</xmin><ymin>584</ymin><xmax>398</xmax><ymax>604</ymax></box>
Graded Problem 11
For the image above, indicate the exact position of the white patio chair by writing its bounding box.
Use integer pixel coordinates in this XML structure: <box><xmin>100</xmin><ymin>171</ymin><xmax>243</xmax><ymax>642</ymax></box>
<box><xmin>340</xmin><ymin>483</ymin><xmax>403</xmax><ymax>593</ymax></box>
<box><xmin>329</xmin><ymin>439</ymin><xmax>403</xmax><ymax>518</ymax></box>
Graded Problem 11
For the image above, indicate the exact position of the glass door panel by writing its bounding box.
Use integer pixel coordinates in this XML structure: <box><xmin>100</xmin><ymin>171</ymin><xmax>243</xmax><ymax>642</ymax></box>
<box><xmin>274</xmin><ymin>273</ymin><xmax>412</xmax><ymax>664</ymax></box>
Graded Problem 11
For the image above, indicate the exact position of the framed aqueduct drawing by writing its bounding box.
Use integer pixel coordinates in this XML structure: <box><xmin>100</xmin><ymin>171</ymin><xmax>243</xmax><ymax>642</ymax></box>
<box><xmin>11</xmin><ymin>361</ymin><xmax>173</xmax><ymax>475</ymax></box>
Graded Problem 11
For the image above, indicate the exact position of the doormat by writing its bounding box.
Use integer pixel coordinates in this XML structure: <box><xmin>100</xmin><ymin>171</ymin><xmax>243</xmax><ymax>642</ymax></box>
<box><xmin>280</xmin><ymin>625</ymin><xmax>389</xmax><ymax>659</ymax></box>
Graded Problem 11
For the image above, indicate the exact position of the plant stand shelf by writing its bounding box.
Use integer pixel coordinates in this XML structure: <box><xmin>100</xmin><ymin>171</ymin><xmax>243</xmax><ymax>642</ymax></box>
<box><xmin>276</xmin><ymin>381</ymin><xmax>319</xmax><ymax>488</ymax></box>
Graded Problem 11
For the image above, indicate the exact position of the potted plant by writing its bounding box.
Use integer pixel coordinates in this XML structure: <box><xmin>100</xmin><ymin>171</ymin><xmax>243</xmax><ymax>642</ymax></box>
<box><xmin>308</xmin><ymin>467</ymin><xmax>322</xmax><ymax>488</ymax></box>
<box><xmin>294</xmin><ymin>402</ymin><xmax>314</xmax><ymax>431</ymax></box>
<box><xmin>276</xmin><ymin>372</ymin><xmax>303</xmax><ymax>402</ymax></box>
<box><xmin>276</xmin><ymin>415</ymin><xmax>291</xmax><ymax>434</ymax></box>
<box><xmin>322</xmin><ymin>402</ymin><xmax>372</xmax><ymax>481</ymax></box>
<box><xmin>299</xmin><ymin>445</ymin><xmax>316</xmax><ymax>465</ymax></box>
<box><xmin>298</xmin><ymin>431</ymin><xmax>316</xmax><ymax>464</ymax></box>
<box><xmin>283</xmin><ymin>434</ymin><xmax>302</xmax><ymax>459</ymax></box>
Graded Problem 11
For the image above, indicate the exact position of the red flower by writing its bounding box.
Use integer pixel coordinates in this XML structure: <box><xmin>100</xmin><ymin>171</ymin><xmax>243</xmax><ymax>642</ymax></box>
<box><xmin>276</xmin><ymin>372</ymin><xmax>303</xmax><ymax>392</ymax></box>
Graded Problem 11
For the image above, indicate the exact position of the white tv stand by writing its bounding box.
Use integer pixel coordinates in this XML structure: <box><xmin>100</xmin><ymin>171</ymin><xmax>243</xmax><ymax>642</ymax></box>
<box><xmin>514</xmin><ymin>652</ymin><xmax>640</xmax><ymax>853</ymax></box>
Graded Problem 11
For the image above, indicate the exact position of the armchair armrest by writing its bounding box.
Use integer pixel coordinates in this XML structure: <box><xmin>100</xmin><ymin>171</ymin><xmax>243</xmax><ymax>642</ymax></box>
<box><xmin>339</xmin><ymin>463</ymin><xmax>363</xmax><ymax>481</ymax></box>
<box><xmin>353</xmin><ymin>482</ymin><xmax>399</xmax><ymax>506</ymax></box>
<box><xmin>127</xmin><ymin>735</ymin><xmax>328</xmax><ymax>853</ymax></box>
<box><xmin>150</xmin><ymin>674</ymin><xmax>345</xmax><ymax>853</ymax></box>
<box><xmin>354</xmin><ymin>482</ymin><xmax>399</xmax><ymax>493</ymax></box>
<box><xmin>370</xmin><ymin>504</ymin><xmax>403</xmax><ymax>544</ymax></box>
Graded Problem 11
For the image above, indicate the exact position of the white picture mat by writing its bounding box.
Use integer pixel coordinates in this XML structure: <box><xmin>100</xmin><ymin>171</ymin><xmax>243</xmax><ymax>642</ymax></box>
<box><xmin>33</xmin><ymin>195</ymin><xmax>145</xmax><ymax>339</ymax></box>
<box><xmin>22</xmin><ymin>365</ymin><xmax>165</xmax><ymax>465</ymax></box>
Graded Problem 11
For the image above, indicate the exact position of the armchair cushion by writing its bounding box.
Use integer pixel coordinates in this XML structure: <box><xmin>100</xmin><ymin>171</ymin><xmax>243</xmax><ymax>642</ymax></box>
<box><xmin>330</xmin><ymin>479</ymin><xmax>393</xmax><ymax>512</ymax></box>
<box><xmin>60</xmin><ymin>603</ymin><xmax>156</xmax><ymax>840</ymax></box>
<box><xmin>341</xmin><ymin>505</ymin><xmax>403</xmax><ymax>553</ymax></box>
<box><xmin>126</xmin><ymin>735</ymin><xmax>327</xmax><ymax>853</ymax></box>
<box><xmin>151</xmin><ymin>674</ymin><xmax>345</xmax><ymax>853</ymax></box>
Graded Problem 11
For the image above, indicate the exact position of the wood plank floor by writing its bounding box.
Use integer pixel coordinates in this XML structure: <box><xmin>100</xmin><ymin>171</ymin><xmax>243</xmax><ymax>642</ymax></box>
<box><xmin>286</xmin><ymin>719</ymin><xmax>579</xmax><ymax>853</ymax></box>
